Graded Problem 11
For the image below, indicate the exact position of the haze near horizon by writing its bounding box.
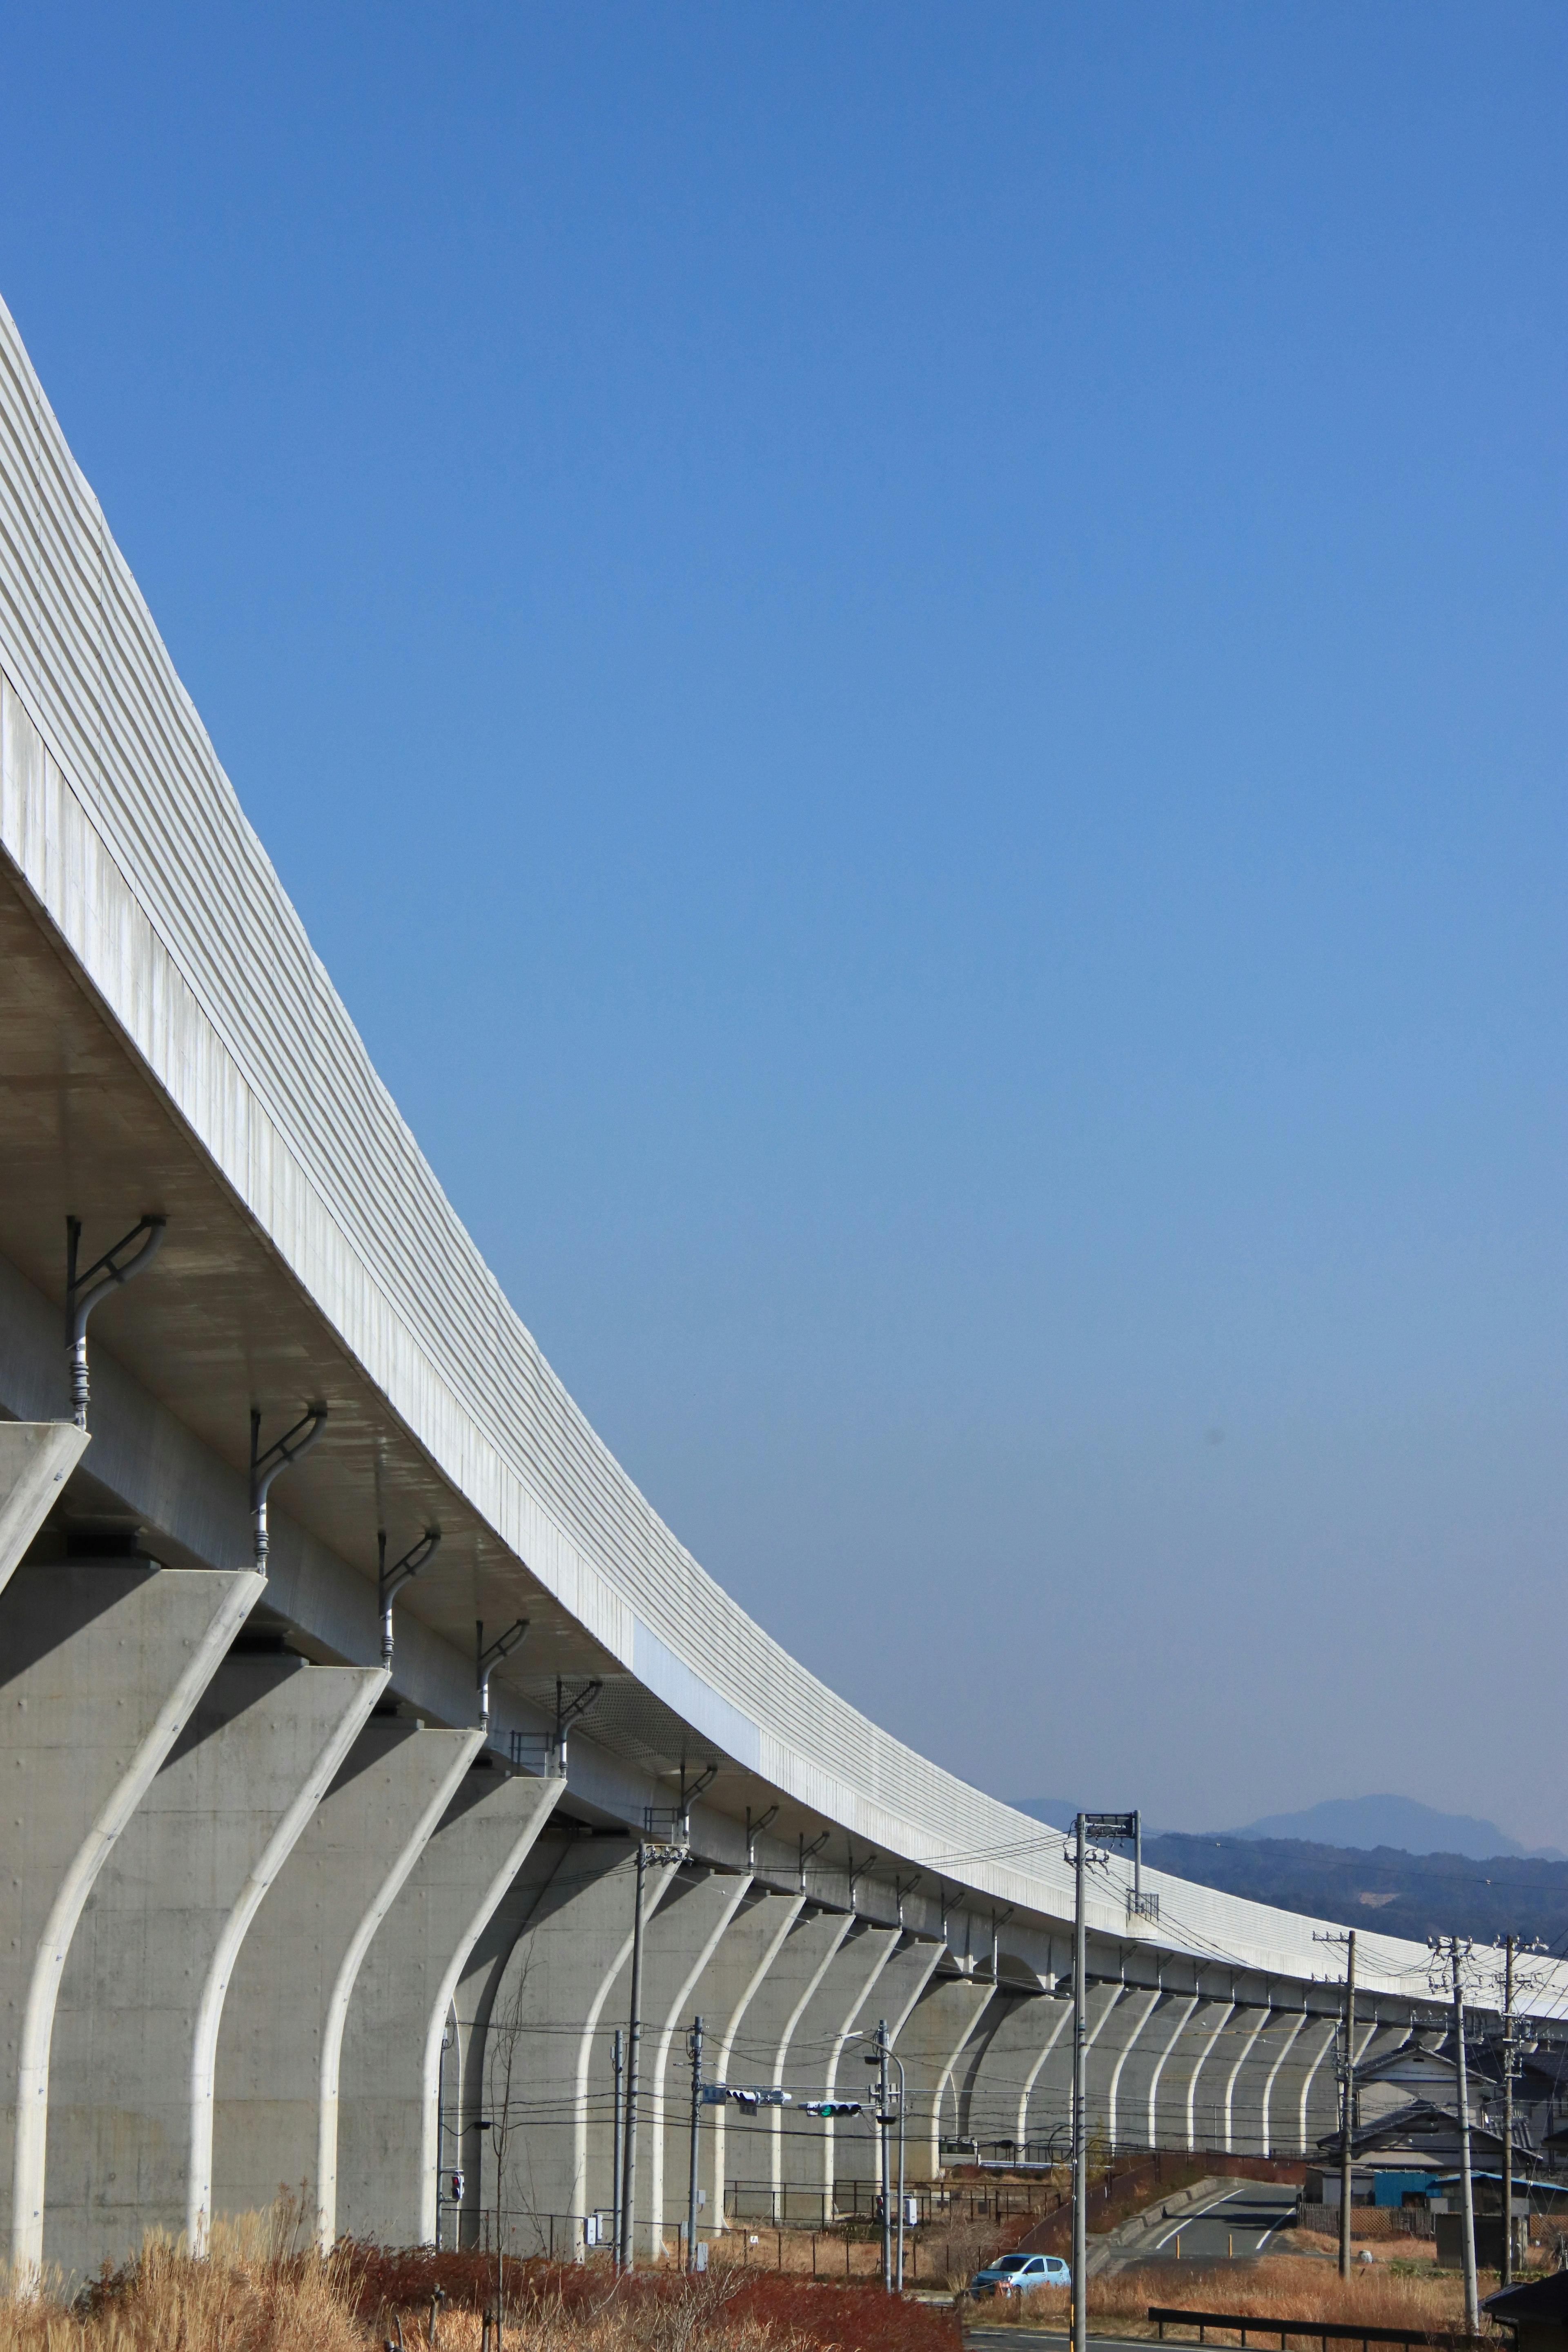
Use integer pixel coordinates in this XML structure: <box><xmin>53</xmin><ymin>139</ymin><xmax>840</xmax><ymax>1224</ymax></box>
<box><xmin>1</xmin><ymin>5</ymin><xmax>1561</xmax><ymax>1842</ymax></box>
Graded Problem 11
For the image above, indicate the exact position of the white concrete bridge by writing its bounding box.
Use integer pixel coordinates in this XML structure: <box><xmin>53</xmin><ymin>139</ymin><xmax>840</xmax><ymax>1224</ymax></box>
<box><xmin>0</xmin><ymin>292</ymin><xmax>1556</xmax><ymax>2283</ymax></box>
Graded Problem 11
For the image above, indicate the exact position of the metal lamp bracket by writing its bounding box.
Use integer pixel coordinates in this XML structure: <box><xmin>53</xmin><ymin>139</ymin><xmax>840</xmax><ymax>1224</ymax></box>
<box><xmin>249</xmin><ymin>1403</ymin><xmax>328</xmax><ymax>1572</ymax></box>
<box><xmin>378</xmin><ymin>1527</ymin><xmax>440</xmax><ymax>1668</ymax></box>
<box><xmin>745</xmin><ymin>1804</ymin><xmax>779</xmax><ymax>1869</ymax></box>
<box><xmin>798</xmin><ymin>1829</ymin><xmax>830</xmax><ymax>1892</ymax></box>
<box><xmin>476</xmin><ymin>1614</ymin><xmax>529</xmax><ymax>1729</ymax></box>
<box><xmin>65</xmin><ymin>1214</ymin><xmax>167</xmax><ymax>1430</ymax></box>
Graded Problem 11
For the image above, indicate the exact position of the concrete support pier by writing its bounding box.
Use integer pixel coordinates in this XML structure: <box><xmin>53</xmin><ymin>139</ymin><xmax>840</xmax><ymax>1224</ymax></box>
<box><xmin>1</xmin><ymin>1561</ymin><xmax>262</xmax><ymax>2274</ymax></box>
<box><xmin>719</xmin><ymin>1908</ymin><xmax>848</xmax><ymax>2216</ymax></box>
<box><xmin>633</xmin><ymin>1870</ymin><xmax>751</xmax><ymax>2259</ymax></box>
<box><xmin>211</xmin><ymin>1715</ymin><xmax>481</xmax><ymax>2247</ymax></box>
<box><xmin>42</xmin><ymin>1651</ymin><xmax>384</xmax><ymax>2278</ymax></box>
<box><xmin>334</xmin><ymin>1760</ymin><xmax>563</xmax><ymax>2247</ymax></box>
<box><xmin>656</xmin><ymin>1886</ymin><xmax>802</xmax><ymax>2241</ymax></box>
<box><xmin>0</xmin><ymin>1424</ymin><xmax>88</xmax><ymax>1599</ymax></box>
<box><xmin>482</xmin><ymin>1838</ymin><xmax>676</xmax><ymax>2255</ymax></box>
<box><xmin>889</xmin><ymin>1974</ymin><xmax>994</xmax><ymax>2181</ymax></box>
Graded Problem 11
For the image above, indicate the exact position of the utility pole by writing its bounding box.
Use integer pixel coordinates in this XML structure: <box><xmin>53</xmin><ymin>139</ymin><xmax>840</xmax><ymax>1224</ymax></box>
<box><xmin>1340</xmin><ymin>1931</ymin><xmax>1356</xmax><ymax>2280</ymax></box>
<box><xmin>618</xmin><ymin>1842</ymin><xmax>648</xmax><ymax>2273</ymax></box>
<box><xmin>876</xmin><ymin>2019</ymin><xmax>892</xmax><ymax>2294</ymax></box>
<box><xmin>611</xmin><ymin>2029</ymin><xmax>624</xmax><ymax>2267</ymax></box>
<box><xmin>1311</xmin><ymin>1926</ymin><xmax>1359</xmax><ymax>2276</ymax></box>
<box><xmin>686</xmin><ymin>2015</ymin><xmax>704</xmax><ymax>2272</ymax></box>
<box><xmin>1073</xmin><ymin>1813</ymin><xmax>1088</xmax><ymax>2352</ymax></box>
<box><xmin>1071</xmin><ymin>1811</ymin><xmax>1138</xmax><ymax>2352</ymax></box>
<box><xmin>1502</xmin><ymin>1937</ymin><xmax>1517</xmax><ymax>2288</ymax></box>
<box><xmin>1435</xmin><ymin>1938</ymin><xmax>1479</xmax><ymax>2336</ymax></box>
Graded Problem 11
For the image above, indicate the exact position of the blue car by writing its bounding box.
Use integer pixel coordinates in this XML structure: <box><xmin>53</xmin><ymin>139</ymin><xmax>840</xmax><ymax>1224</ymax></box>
<box><xmin>970</xmin><ymin>2251</ymin><xmax>1071</xmax><ymax>2298</ymax></box>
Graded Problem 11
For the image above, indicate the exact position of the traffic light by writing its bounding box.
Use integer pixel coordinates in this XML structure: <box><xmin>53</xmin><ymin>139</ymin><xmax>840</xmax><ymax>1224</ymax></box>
<box><xmin>802</xmin><ymin>2100</ymin><xmax>862</xmax><ymax>2118</ymax></box>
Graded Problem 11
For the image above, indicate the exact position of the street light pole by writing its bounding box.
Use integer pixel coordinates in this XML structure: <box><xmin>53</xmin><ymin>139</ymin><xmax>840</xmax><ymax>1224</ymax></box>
<box><xmin>877</xmin><ymin>2020</ymin><xmax>891</xmax><ymax>2293</ymax></box>
<box><xmin>857</xmin><ymin>2027</ymin><xmax>906</xmax><ymax>2293</ymax></box>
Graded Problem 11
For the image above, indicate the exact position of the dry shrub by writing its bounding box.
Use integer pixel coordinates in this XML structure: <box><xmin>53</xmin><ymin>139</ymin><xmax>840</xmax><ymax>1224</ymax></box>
<box><xmin>0</xmin><ymin>2216</ymin><xmax>958</xmax><ymax>2352</ymax></box>
<box><xmin>0</xmin><ymin>2207</ymin><xmax>365</xmax><ymax>2352</ymax></box>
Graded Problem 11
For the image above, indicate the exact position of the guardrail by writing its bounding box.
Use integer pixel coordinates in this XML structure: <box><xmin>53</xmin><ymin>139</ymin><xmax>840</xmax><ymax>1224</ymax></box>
<box><xmin>1149</xmin><ymin>2307</ymin><xmax>1497</xmax><ymax>2352</ymax></box>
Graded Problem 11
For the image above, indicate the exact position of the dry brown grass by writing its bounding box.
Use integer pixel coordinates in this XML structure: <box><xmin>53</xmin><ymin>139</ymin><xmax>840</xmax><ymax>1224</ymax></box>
<box><xmin>0</xmin><ymin>2207</ymin><xmax>958</xmax><ymax>2352</ymax></box>
<box><xmin>965</xmin><ymin>2252</ymin><xmax>1512</xmax><ymax>2336</ymax></box>
<box><xmin>0</xmin><ymin>2210</ymin><xmax>365</xmax><ymax>2352</ymax></box>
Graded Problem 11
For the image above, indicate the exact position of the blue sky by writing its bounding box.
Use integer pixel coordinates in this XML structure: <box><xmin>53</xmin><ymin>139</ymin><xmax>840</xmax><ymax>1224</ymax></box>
<box><xmin>4</xmin><ymin>4</ymin><xmax>1563</xmax><ymax>1840</ymax></box>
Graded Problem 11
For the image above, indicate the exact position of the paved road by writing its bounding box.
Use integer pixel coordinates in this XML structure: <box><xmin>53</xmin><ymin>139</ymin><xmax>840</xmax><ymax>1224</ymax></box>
<box><xmin>966</xmin><ymin>2334</ymin><xmax>1152</xmax><ymax>2352</ymax></box>
<box><xmin>1143</xmin><ymin>2182</ymin><xmax>1298</xmax><ymax>2263</ymax></box>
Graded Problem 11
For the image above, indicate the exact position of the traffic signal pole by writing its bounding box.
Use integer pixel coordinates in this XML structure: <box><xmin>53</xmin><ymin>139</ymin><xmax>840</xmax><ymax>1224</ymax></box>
<box><xmin>686</xmin><ymin>2015</ymin><xmax>704</xmax><ymax>2272</ymax></box>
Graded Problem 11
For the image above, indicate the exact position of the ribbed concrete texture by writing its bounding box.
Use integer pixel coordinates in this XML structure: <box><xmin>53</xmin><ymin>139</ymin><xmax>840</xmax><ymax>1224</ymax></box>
<box><xmin>0</xmin><ymin>1424</ymin><xmax>88</xmax><ymax>1599</ymax></box>
<box><xmin>334</xmin><ymin>1761</ymin><xmax>563</xmax><ymax>2247</ymax></box>
<box><xmin>42</xmin><ymin>1653</ymin><xmax>384</xmax><ymax>2279</ymax></box>
<box><xmin>0</xmin><ymin>1563</ymin><xmax>263</xmax><ymax>2273</ymax></box>
<box><xmin>211</xmin><ymin>1717</ymin><xmax>480</xmax><ymax>2247</ymax></box>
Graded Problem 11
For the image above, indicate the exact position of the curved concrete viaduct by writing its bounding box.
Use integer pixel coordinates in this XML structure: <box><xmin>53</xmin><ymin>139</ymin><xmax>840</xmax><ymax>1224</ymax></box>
<box><xmin>0</xmin><ymin>293</ymin><xmax>1559</xmax><ymax>2280</ymax></box>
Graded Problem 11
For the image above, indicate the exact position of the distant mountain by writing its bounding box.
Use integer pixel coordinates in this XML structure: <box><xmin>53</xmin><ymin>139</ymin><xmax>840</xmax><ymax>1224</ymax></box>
<box><xmin>1141</xmin><ymin>1831</ymin><xmax>1568</xmax><ymax>1951</ymax></box>
<box><xmin>1224</xmin><ymin>1795</ymin><xmax>1565</xmax><ymax>1863</ymax></box>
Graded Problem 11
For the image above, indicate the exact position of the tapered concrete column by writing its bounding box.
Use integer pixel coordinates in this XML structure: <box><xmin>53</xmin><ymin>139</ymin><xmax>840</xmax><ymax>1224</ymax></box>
<box><xmin>211</xmin><ymin>1716</ymin><xmax>481</xmax><ymax>2247</ymax></box>
<box><xmin>450</xmin><ymin>1830</ymin><xmax>575</xmax><ymax>2250</ymax></box>
<box><xmin>1099</xmin><ymin>1987</ymin><xmax>1162</xmax><ymax>2150</ymax></box>
<box><xmin>630</xmin><ymin>1870</ymin><xmax>751</xmax><ymax>2259</ymax></box>
<box><xmin>1149</xmin><ymin>1995</ymin><xmax>1234</xmax><ymax>2150</ymax></box>
<box><xmin>0</xmin><ymin>1423</ymin><xmax>87</xmax><ymax>1599</ymax></box>
<box><xmin>481</xmin><ymin>1837</ymin><xmax>677</xmax><ymax>2257</ymax></box>
<box><xmin>775</xmin><ymin>1922</ymin><xmax>898</xmax><ymax>2217</ymax></box>
<box><xmin>894</xmin><ymin>1973</ymin><xmax>996</xmax><ymax>2180</ymax></box>
<box><xmin>832</xmin><ymin>1936</ymin><xmax>944</xmax><ymax>2192</ymax></box>
<box><xmin>1128</xmin><ymin>1992</ymin><xmax>1197</xmax><ymax>2150</ymax></box>
<box><xmin>1</xmin><ymin>1561</ymin><xmax>262</xmax><ymax>2274</ymax></box>
<box><xmin>1278</xmin><ymin>2013</ymin><xmax>1335</xmax><ymax>2154</ymax></box>
<box><xmin>43</xmin><ymin>1652</ymin><xmax>383</xmax><ymax>2280</ymax></box>
<box><xmin>1253</xmin><ymin>2010</ymin><xmax>1308</xmax><ymax>2156</ymax></box>
<box><xmin>1026</xmin><ymin>1980</ymin><xmax>1121</xmax><ymax>2148</ymax></box>
<box><xmin>719</xmin><ymin>1908</ymin><xmax>849</xmax><ymax>2220</ymax></box>
<box><xmin>956</xmin><ymin>1989</ymin><xmax>1064</xmax><ymax>2155</ymax></box>
<box><xmin>669</xmin><ymin>1888</ymin><xmax>802</xmax><ymax>2236</ymax></box>
<box><xmin>1218</xmin><ymin>2004</ymin><xmax>1273</xmax><ymax>2154</ymax></box>
<box><xmin>1227</xmin><ymin>2006</ymin><xmax>1304</xmax><ymax>2155</ymax></box>
<box><xmin>334</xmin><ymin>1760</ymin><xmax>564</xmax><ymax>2247</ymax></box>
